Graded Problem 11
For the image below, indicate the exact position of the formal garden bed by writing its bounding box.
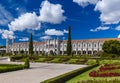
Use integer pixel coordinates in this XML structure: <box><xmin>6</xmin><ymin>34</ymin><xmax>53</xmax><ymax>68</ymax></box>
<box><xmin>66</xmin><ymin>60</ymin><xmax>120</xmax><ymax>83</ymax></box>
<box><xmin>0</xmin><ymin>58</ymin><xmax>29</xmax><ymax>73</ymax></box>
<box><xmin>89</xmin><ymin>64</ymin><xmax>120</xmax><ymax>77</ymax></box>
<box><xmin>10</xmin><ymin>55</ymin><xmax>92</xmax><ymax>65</ymax></box>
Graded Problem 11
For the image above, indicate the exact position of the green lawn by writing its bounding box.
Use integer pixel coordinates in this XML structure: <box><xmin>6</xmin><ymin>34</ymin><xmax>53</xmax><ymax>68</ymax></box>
<box><xmin>67</xmin><ymin>59</ymin><xmax>78</xmax><ymax>64</ymax></box>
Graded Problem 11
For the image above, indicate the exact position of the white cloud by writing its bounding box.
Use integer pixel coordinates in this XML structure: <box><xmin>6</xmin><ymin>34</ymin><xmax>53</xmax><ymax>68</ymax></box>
<box><xmin>115</xmin><ymin>25</ymin><xmax>120</xmax><ymax>31</ymax></box>
<box><xmin>19</xmin><ymin>37</ymin><xmax>29</xmax><ymax>41</ymax></box>
<box><xmin>38</xmin><ymin>0</ymin><xmax>66</xmax><ymax>24</ymax></box>
<box><xmin>95</xmin><ymin>0</ymin><xmax>120</xmax><ymax>24</ymax></box>
<box><xmin>73</xmin><ymin>0</ymin><xmax>98</xmax><ymax>7</ymax></box>
<box><xmin>45</xmin><ymin>29</ymin><xmax>64</xmax><ymax>36</ymax></box>
<box><xmin>0</xmin><ymin>29</ymin><xmax>14</xmax><ymax>39</ymax></box>
<box><xmin>90</xmin><ymin>26</ymin><xmax>110</xmax><ymax>32</ymax></box>
<box><xmin>63</xmin><ymin>29</ymin><xmax>68</xmax><ymax>33</ymax></box>
<box><xmin>8</xmin><ymin>12</ymin><xmax>41</xmax><ymax>31</ymax></box>
<box><xmin>0</xmin><ymin>4</ymin><xmax>13</xmax><ymax>26</ymax></box>
<box><xmin>73</xmin><ymin>0</ymin><xmax>120</xmax><ymax>24</ymax></box>
<box><xmin>118</xmin><ymin>34</ymin><xmax>120</xmax><ymax>38</ymax></box>
<box><xmin>40</xmin><ymin>35</ymin><xmax>52</xmax><ymax>40</ymax></box>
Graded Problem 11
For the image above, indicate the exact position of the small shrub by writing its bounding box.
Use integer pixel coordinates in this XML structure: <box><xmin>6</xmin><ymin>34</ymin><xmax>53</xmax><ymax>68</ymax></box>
<box><xmin>29</xmin><ymin>55</ymin><xmax>39</xmax><ymax>61</ymax></box>
<box><xmin>24</xmin><ymin>58</ymin><xmax>30</xmax><ymax>69</ymax></box>
<box><xmin>86</xmin><ymin>59</ymin><xmax>96</xmax><ymax>65</ymax></box>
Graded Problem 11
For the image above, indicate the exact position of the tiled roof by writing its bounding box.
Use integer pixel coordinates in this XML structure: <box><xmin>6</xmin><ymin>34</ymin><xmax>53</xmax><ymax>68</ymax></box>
<box><xmin>12</xmin><ymin>38</ymin><xmax>120</xmax><ymax>44</ymax></box>
<box><xmin>13</xmin><ymin>42</ymin><xmax>45</xmax><ymax>45</ymax></box>
<box><xmin>62</xmin><ymin>38</ymin><xmax>120</xmax><ymax>43</ymax></box>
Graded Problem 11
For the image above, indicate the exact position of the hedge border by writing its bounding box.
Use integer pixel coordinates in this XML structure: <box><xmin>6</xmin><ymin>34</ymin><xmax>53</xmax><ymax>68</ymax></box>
<box><xmin>41</xmin><ymin>64</ymin><xmax>99</xmax><ymax>83</ymax></box>
<box><xmin>0</xmin><ymin>64</ymin><xmax>25</xmax><ymax>73</ymax></box>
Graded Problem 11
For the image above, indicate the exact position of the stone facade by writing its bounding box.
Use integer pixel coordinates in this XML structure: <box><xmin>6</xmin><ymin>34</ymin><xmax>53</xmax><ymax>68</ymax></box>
<box><xmin>7</xmin><ymin>38</ymin><xmax>120</xmax><ymax>55</ymax></box>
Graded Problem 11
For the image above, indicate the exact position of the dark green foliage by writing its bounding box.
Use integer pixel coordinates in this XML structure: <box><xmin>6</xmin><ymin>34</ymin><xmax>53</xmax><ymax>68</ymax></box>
<box><xmin>67</xmin><ymin>26</ymin><xmax>72</xmax><ymax>55</ymax></box>
<box><xmin>58</xmin><ymin>57</ymin><xmax>70</xmax><ymax>62</ymax></box>
<box><xmin>10</xmin><ymin>55</ymin><xmax>27</xmax><ymax>61</ymax></box>
<box><xmin>24</xmin><ymin>58</ymin><xmax>30</xmax><ymax>69</ymax></box>
<box><xmin>29</xmin><ymin>33</ymin><xmax>33</xmax><ymax>55</ymax></box>
<box><xmin>41</xmin><ymin>64</ymin><xmax>98</xmax><ymax>83</ymax></box>
<box><xmin>102</xmin><ymin>40</ymin><xmax>120</xmax><ymax>56</ymax></box>
<box><xmin>29</xmin><ymin>55</ymin><xmax>40</xmax><ymax>61</ymax></box>
<box><xmin>0</xmin><ymin>46</ymin><xmax>6</xmax><ymax>48</ymax></box>
<box><xmin>50</xmin><ymin>50</ymin><xmax>54</xmax><ymax>56</ymax></box>
<box><xmin>20</xmin><ymin>50</ymin><xmax>24</xmax><ymax>55</ymax></box>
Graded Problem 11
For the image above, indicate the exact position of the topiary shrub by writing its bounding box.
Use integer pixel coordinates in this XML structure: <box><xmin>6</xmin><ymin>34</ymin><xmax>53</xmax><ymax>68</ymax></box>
<box><xmin>24</xmin><ymin>57</ymin><xmax>30</xmax><ymax>69</ymax></box>
<box><xmin>86</xmin><ymin>59</ymin><xmax>96</xmax><ymax>65</ymax></box>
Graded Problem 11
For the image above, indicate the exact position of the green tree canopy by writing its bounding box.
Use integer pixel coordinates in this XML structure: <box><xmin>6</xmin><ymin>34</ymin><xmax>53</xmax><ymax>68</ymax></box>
<box><xmin>67</xmin><ymin>26</ymin><xmax>72</xmax><ymax>55</ymax></box>
<box><xmin>102</xmin><ymin>40</ymin><xmax>120</xmax><ymax>55</ymax></box>
<box><xmin>29</xmin><ymin>33</ymin><xmax>33</xmax><ymax>55</ymax></box>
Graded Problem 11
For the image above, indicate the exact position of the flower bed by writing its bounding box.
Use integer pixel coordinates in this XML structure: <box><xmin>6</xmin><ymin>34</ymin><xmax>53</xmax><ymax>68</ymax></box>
<box><xmin>89</xmin><ymin>64</ymin><xmax>120</xmax><ymax>77</ymax></box>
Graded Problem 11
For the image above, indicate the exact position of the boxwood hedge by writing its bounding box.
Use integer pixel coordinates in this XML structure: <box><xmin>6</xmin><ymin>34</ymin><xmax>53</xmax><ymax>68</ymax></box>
<box><xmin>0</xmin><ymin>64</ymin><xmax>24</xmax><ymax>73</ymax></box>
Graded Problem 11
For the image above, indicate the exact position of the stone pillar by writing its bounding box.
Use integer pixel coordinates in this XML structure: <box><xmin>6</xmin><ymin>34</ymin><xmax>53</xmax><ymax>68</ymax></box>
<box><xmin>86</xmin><ymin>42</ymin><xmax>88</xmax><ymax>55</ymax></box>
<box><xmin>81</xmin><ymin>42</ymin><xmax>83</xmax><ymax>55</ymax></box>
<box><xmin>91</xmin><ymin>42</ymin><xmax>94</xmax><ymax>55</ymax></box>
<box><xmin>6</xmin><ymin>37</ymin><xmax>9</xmax><ymax>53</ymax></box>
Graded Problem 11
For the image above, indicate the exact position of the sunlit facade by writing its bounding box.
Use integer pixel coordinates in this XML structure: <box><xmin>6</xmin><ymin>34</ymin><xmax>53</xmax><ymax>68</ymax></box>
<box><xmin>7</xmin><ymin>38</ymin><xmax>120</xmax><ymax>55</ymax></box>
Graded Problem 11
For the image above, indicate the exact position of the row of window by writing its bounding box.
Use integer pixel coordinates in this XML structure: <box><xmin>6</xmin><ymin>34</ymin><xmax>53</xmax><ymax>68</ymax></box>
<box><xmin>61</xmin><ymin>43</ymin><xmax>103</xmax><ymax>48</ymax></box>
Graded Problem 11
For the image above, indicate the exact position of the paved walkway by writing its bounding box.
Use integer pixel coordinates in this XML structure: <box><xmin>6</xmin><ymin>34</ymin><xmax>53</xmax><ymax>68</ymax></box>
<box><xmin>0</xmin><ymin>58</ymin><xmax>87</xmax><ymax>83</ymax></box>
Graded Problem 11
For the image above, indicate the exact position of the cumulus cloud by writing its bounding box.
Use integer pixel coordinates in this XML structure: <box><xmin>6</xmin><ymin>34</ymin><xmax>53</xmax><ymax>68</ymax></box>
<box><xmin>95</xmin><ymin>0</ymin><xmax>120</xmax><ymax>24</ymax></box>
<box><xmin>19</xmin><ymin>37</ymin><xmax>29</xmax><ymax>41</ymax></box>
<box><xmin>115</xmin><ymin>25</ymin><xmax>120</xmax><ymax>31</ymax></box>
<box><xmin>63</xmin><ymin>29</ymin><xmax>68</xmax><ymax>33</ymax></box>
<box><xmin>118</xmin><ymin>34</ymin><xmax>120</xmax><ymax>38</ymax></box>
<box><xmin>0</xmin><ymin>29</ymin><xmax>14</xmax><ymax>39</ymax></box>
<box><xmin>0</xmin><ymin>4</ymin><xmax>13</xmax><ymax>26</ymax></box>
<box><xmin>73</xmin><ymin>0</ymin><xmax>98</xmax><ymax>7</ymax></box>
<box><xmin>40</xmin><ymin>35</ymin><xmax>52</xmax><ymax>40</ymax></box>
<box><xmin>8</xmin><ymin>12</ymin><xmax>41</xmax><ymax>31</ymax></box>
<box><xmin>38</xmin><ymin>0</ymin><xmax>66</xmax><ymax>24</ymax></box>
<box><xmin>45</xmin><ymin>29</ymin><xmax>64</xmax><ymax>36</ymax></box>
<box><xmin>73</xmin><ymin>0</ymin><xmax>120</xmax><ymax>24</ymax></box>
<box><xmin>90</xmin><ymin>26</ymin><xmax>110</xmax><ymax>32</ymax></box>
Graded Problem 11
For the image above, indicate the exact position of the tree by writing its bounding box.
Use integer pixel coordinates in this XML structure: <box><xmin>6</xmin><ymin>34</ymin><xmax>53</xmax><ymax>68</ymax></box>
<box><xmin>67</xmin><ymin>26</ymin><xmax>72</xmax><ymax>55</ymax></box>
<box><xmin>20</xmin><ymin>50</ymin><xmax>24</xmax><ymax>55</ymax></box>
<box><xmin>29</xmin><ymin>33</ymin><xmax>33</xmax><ymax>55</ymax></box>
<box><xmin>102</xmin><ymin>40</ymin><xmax>120</xmax><ymax>55</ymax></box>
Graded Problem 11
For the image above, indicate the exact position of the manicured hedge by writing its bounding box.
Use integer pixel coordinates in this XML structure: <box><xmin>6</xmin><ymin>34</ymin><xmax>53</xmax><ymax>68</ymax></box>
<box><xmin>41</xmin><ymin>64</ymin><xmax>99</xmax><ymax>83</ymax></box>
<box><xmin>0</xmin><ymin>57</ymin><xmax>30</xmax><ymax>73</ymax></box>
<box><xmin>0</xmin><ymin>64</ymin><xmax>24</xmax><ymax>73</ymax></box>
<box><xmin>10</xmin><ymin>55</ymin><xmax>26</xmax><ymax>61</ymax></box>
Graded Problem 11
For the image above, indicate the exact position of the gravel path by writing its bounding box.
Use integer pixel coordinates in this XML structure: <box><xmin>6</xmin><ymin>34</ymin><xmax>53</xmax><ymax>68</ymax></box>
<box><xmin>0</xmin><ymin>58</ymin><xmax>87</xmax><ymax>83</ymax></box>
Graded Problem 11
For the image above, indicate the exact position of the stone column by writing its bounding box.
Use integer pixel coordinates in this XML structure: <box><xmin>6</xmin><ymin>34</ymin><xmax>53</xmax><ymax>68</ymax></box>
<box><xmin>81</xmin><ymin>42</ymin><xmax>83</xmax><ymax>55</ymax></box>
<box><xmin>76</xmin><ymin>43</ymin><xmax>78</xmax><ymax>55</ymax></box>
<box><xmin>91</xmin><ymin>42</ymin><xmax>94</xmax><ymax>55</ymax></box>
<box><xmin>86</xmin><ymin>42</ymin><xmax>88</xmax><ymax>55</ymax></box>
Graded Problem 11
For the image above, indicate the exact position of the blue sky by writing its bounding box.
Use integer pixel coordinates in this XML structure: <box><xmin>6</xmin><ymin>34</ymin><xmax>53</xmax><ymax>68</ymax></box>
<box><xmin>0</xmin><ymin>0</ymin><xmax>120</xmax><ymax>46</ymax></box>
